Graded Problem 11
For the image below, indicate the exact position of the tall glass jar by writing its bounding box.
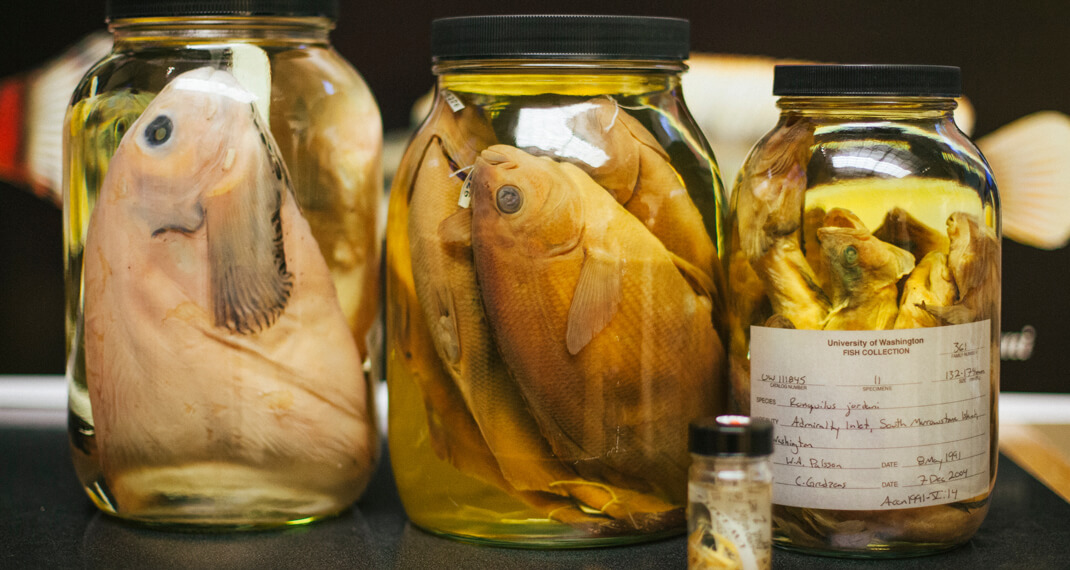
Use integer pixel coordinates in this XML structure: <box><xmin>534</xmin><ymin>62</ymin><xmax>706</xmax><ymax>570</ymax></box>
<box><xmin>63</xmin><ymin>0</ymin><xmax>382</xmax><ymax>528</ymax></box>
<box><xmin>386</xmin><ymin>15</ymin><xmax>729</xmax><ymax>546</ymax></box>
<box><xmin>727</xmin><ymin>65</ymin><xmax>999</xmax><ymax>556</ymax></box>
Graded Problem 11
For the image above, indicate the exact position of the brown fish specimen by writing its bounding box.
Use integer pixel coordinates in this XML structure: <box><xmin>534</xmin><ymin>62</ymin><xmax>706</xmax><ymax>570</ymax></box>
<box><xmin>874</xmin><ymin>206</ymin><xmax>950</xmax><ymax>261</ymax></box>
<box><xmin>269</xmin><ymin>53</ymin><xmax>384</xmax><ymax>361</ymax></box>
<box><xmin>734</xmin><ymin>119</ymin><xmax>814</xmax><ymax>261</ymax></box>
<box><xmin>404</xmin><ymin>108</ymin><xmax>675</xmax><ymax>532</ymax></box>
<box><xmin>565</xmin><ymin>98</ymin><xmax>721</xmax><ymax>290</ymax></box>
<box><xmin>894</xmin><ymin>251</ymin><xmax>957</xmax><ymax>329</ymax></box>
<box><xmin>924</xmin><ymin>212</ymin><xmax>1000</xmax><ymax>325</ymax></box>
<box><xmin>802</xmin><ymin>207</ymin><xmax>830</xmax><ymax>292</ymax></box>
<box><xmin>733</xmin><ymin>120</ymin><xmax>829</xmax><ymax>329</ymax></box>
<box><xmin>752</xmin><ymin>238</ymin><xmax>831</xmax><ymax>330</ymax></box>
<box><xmin>83</xmin><ymin>68</ymin><xmax>374</xmax><ymax>513</ymax></box>
<box><xmin>725</xmin><ymin>245</ymin><xmax>765</xmax><ymax>412</ymax></box>
<box><xmin>470</xmin><ymin>144</ymin><xmax>722</xmax><ymax>504</ymax></box>
<box><xmin>819</xmin><ymin>221</ymin><xmax>916</xmax><ymax>331</ymax></box>
<box><xmin>818</xmin><ymin>208</ymin><xmax>875</xmax><ymax>305</ymax></box>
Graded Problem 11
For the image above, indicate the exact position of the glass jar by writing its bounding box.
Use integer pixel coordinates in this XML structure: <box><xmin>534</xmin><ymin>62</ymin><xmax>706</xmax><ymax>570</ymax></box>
<box><xmin>688</xmin><ymin>415</ymin><xmax>774</xmax><ymax>570</ymax></box>
<box><xmin>727</xmin><ymin>65</ymin><xmax>999</xmax><ymax>556</ymax></box>
<box><xmin>386</xmin><ymin>15</ymin><xmax>729</xmax><ymax>546</ymax></box>
<box><xmin>63</xmin><ymin>0</ymin><xmax>382</xmax><ymax>528</ymax></box>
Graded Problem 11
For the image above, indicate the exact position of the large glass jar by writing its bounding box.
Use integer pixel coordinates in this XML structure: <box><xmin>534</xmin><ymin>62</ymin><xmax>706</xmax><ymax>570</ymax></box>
<box><xmin>386</xmin><ymin>15</ymin><xmax>729</xmax><ymax>546</ymax></box>
<box><xmin>727</xmin><ymin>65</ymin><xmax>999</xmax><ymax>556</ymax></box>
<box><xmin>63</xmin><ymin>0</ymin><xmax>382</xmax><ymax>528</ymax></box>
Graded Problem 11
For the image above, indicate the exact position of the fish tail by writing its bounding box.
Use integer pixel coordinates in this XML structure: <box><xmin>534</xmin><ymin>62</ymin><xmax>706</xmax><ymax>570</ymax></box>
<box><xmin>0</xmin><ymin>32</ymin><xmax>112</xmax><ymax>206</ymax></box>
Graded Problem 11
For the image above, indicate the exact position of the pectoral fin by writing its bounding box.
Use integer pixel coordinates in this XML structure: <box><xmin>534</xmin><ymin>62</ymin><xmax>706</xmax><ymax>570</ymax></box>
<box><xmin>438</xmin><ymin>207</ymin><xmax>473</xmax><ymax>248</ymax></box>
<box><xmin>206</xmin><ymin>137</ymin><xmax>293</xmax><ymax>334</ymax></box>
<box><xmin>668</xmin><ymin>251</ymin><xmax>717</xmax><ymax>300</ymax></box>
<box><xmin>566</xmin><ymin>249</ymin><xmax>622</xmax><ymax>355</ymax></box>
<box><xmin>612</xmin><ymin>104</ymin><xmax>669</xmax><ymax>160</ymax></box>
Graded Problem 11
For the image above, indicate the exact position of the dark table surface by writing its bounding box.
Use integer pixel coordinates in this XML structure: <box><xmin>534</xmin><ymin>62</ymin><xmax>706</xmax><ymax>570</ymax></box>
<box><xmin>3</xmin><ymin>424</ymin><xmax>1068</xmax><ymax>569</ymax></box>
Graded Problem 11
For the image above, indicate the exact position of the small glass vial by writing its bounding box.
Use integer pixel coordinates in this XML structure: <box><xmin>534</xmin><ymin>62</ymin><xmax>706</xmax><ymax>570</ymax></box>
<box><xmin>688</xmin><ymin>415</ymin><xmax>774</xmax><ymax>570</ymax></box>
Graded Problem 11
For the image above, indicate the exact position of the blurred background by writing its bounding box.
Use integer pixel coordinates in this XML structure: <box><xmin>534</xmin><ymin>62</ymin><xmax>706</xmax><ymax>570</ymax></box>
<box><xmin>1</xmin><ymin>0</ymin><xmax>1066</xmax><ymax>392</ymax></box>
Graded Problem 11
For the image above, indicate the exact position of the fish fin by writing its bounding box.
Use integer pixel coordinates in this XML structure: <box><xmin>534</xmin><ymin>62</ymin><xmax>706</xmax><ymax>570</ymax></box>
<box><xmin>438</xmin><ymin>207</ymin><xmax>473</xmax><ymax>248</ymax></box>
<box><xmin>206</xmin><ymin>116</ymin><xmax>293</xmax><ymax>334</ymax></box>
<box><xmin>611</xmin><ymin>104</ymin><xmax>670</xmax><ymax>160</ymax></box>
<box><xmin>668</xmin><ymin>251</ymin><xmax>717</xmax><ymax>300</ymax></box>
<box><xmin>893</xmin><ymin>247</ymin><xmax>917</xmax><ymax>280</ymax></box>
<box><xmin>566</xmin><ymin>250</ymin><xmax>623</xmax><ymax>355</ymax></box>
<box><xmin>921</xmin><ymin>301</ymin><xmax>972</xmax><ymax>325</ymax></box>
<box><xmin>429</xmin><ymin>286</ymin><xmax>461</xmax><ymax>365</ymax></box>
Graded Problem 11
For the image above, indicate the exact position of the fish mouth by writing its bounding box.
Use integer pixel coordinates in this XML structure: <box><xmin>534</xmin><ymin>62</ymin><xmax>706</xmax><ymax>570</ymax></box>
<box><xmin>479</xmin><ymin>146</ymin><xmax>519</xmax><ymax>169</ymax></box>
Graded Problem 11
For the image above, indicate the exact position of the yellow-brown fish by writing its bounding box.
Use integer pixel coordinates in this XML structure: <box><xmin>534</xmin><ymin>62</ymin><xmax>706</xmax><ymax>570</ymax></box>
<box><xmin>924</xmin><ymin>212</ymin><xmax>1000</xmax><ymax>325</ymax></box>
<box><xmin>894</xmin><ymin>251</ymin><xmax>957</xmax><ymax>329</ymax></box>
<box><xmin>733</xmin><ymin>119</ymin><xmax>829</xmax><ymax>330</ymax></box>
<box><xmin>83</xmin><ymin>67</ymin><xmax>374</xmax><ymax>512</ymax></box>
<box><xmin>734</xmin><ymin>119</ymin><xmax>814</xmax><ymax>261</ymax></box>
<box><xmin>819</xmin><ymin>223</ymin><xmax>915</xmax><ymax>330</ymax></box>
<box><xmin>874</xmin><ymin>206</ymin><xmax>950</xmax><ymax>261</ymax></box>
<box><xmin>564</xmin><ymin>98</ymin><xmax>721</xmax><ymax>288</ymax></box>
<box><xmin>470</xmin><ymin>144</ymin><xmax>722</xmax><ymax>503</ymax></box>
<box><xmin>402</xmin><ymin>107</ymin><xmax>675</xmax><ymax>531</ymax></box>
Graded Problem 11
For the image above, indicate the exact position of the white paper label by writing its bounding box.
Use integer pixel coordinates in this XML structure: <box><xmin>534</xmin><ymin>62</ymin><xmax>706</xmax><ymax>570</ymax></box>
<box><xmin>750</xmin><ymin>321</ymin><xmax>991</xmax><ymax>511</ymax></box>
<box><xmin>689</xmin><ymin>482</ymin><xmax>772</xmax><ymax>570</ymax></box>
<box><xmin>457</xmin><ymin>175</ymin><xmax>473</xmax><ymax>208</ymax></box>
<box><xmin>442</xmin><ymin>89</ymin><xmax>465</xmax><ymax>112</ymax></box>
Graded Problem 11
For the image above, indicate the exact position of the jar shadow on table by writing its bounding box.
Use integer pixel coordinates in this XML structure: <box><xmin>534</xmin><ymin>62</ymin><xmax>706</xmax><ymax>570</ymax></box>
<box><xmin>393</xmin><ymin>523</ymin><xmax>687</xmax><ymax>569</ymax></box>
<box><xmin>81</xmin><ymin>508</ymin><xmax>386</xmax><ymax>569</ymax></box>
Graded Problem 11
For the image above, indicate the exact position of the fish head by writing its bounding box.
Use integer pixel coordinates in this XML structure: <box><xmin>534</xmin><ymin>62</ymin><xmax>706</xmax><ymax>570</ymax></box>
<box><xmin>819</xmin><ymin>227</ymin><xmax>915</xmax><ymax>295</ymax></box>
<box><xmin>101</xmin><ymin>66</ymin><xmax>295</xmax><ymax>334</ymax></box>
<box><xmin>110</xmin><ymin>67</ymin><xmax>262</xmax><ymax>234</ymax></box>
<box><xmin>470</xmin><ymin>144</ymin><xmax>584</xmax><ymax>256</ymax></box>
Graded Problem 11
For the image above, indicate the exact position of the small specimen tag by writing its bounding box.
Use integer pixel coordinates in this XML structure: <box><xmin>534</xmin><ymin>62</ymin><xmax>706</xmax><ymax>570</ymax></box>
<box><xmin>457</xmin><ymin>176</ymin><xmax>473</xmax><ymax>208</ymax></box>
<box><xmin>442</xmin><ymin>90</ymin><xmax>465</xmax><ymax>112</ymax></box>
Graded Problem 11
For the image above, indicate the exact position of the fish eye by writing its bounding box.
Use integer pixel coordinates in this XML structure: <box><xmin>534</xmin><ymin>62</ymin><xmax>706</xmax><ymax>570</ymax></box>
<box><xmin>496</xmin><ymin>185</ymin><xmax>523</xmax><ymax>214</ymax></box>
<box><xmin>843</xmin><ymin>245</ymin><xmax>858</xmax><ymax>265</ymax></box>
<box><xmin>144</xmin><ymin>115</ymin><xmax>173</xmax><ymax>147</ymax></box>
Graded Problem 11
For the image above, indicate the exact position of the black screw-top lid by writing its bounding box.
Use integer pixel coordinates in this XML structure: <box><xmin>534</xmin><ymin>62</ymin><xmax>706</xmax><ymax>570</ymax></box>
<box><xmin>431</xmin><ymin>15</ymin><xmax>689</xmax><ymax>61</ymax></box>
<box><xmin>689</xmin><ymin>415</ymin><xmax>774</xmax><ymax>457</ymax></box>
<box><xmin>773</xmin><ymin>64</ymin><xmax>962</xmax><ymax>97</ymax></box>
<box><xmin>106</xmin><ymin>0</ymin><xmax>338</xmax><ymax>20</ymax></box>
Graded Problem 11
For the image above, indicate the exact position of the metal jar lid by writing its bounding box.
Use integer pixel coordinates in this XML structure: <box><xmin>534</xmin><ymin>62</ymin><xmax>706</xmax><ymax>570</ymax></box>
<box><xmin>689</xmin><ymin>415</ymin><xmax>774</xmax><ymax>457</ymax></box>
<box><xmin>773</xmin><ymin>64</ymin><xmax>962</xmax><ymax>97</ymax></box>
<box><xmin>431</xmin><ymin>15</ymin><xmax>689</xmax><ymax>62</ymax></box>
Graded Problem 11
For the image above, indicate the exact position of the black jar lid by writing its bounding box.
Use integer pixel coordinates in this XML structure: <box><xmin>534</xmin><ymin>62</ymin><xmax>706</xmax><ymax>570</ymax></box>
<box><xmin>431</xmin><ymin>15</ymin><xmax>689</xmax><ymax>62</ymax></box>
<box><xmin>106</xmin><ymin>0</ymin><xmax>338</xmax><ymax>20</ymax></box>
<box><xmin>689</xmin><ymin>415</ymin><xmax>774</xmax><ymax>457</ymax></box>
<box><xmin>773</xmin><ymin>64</ymin><xmax>962</xmax><ymax>97</ymax></box>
